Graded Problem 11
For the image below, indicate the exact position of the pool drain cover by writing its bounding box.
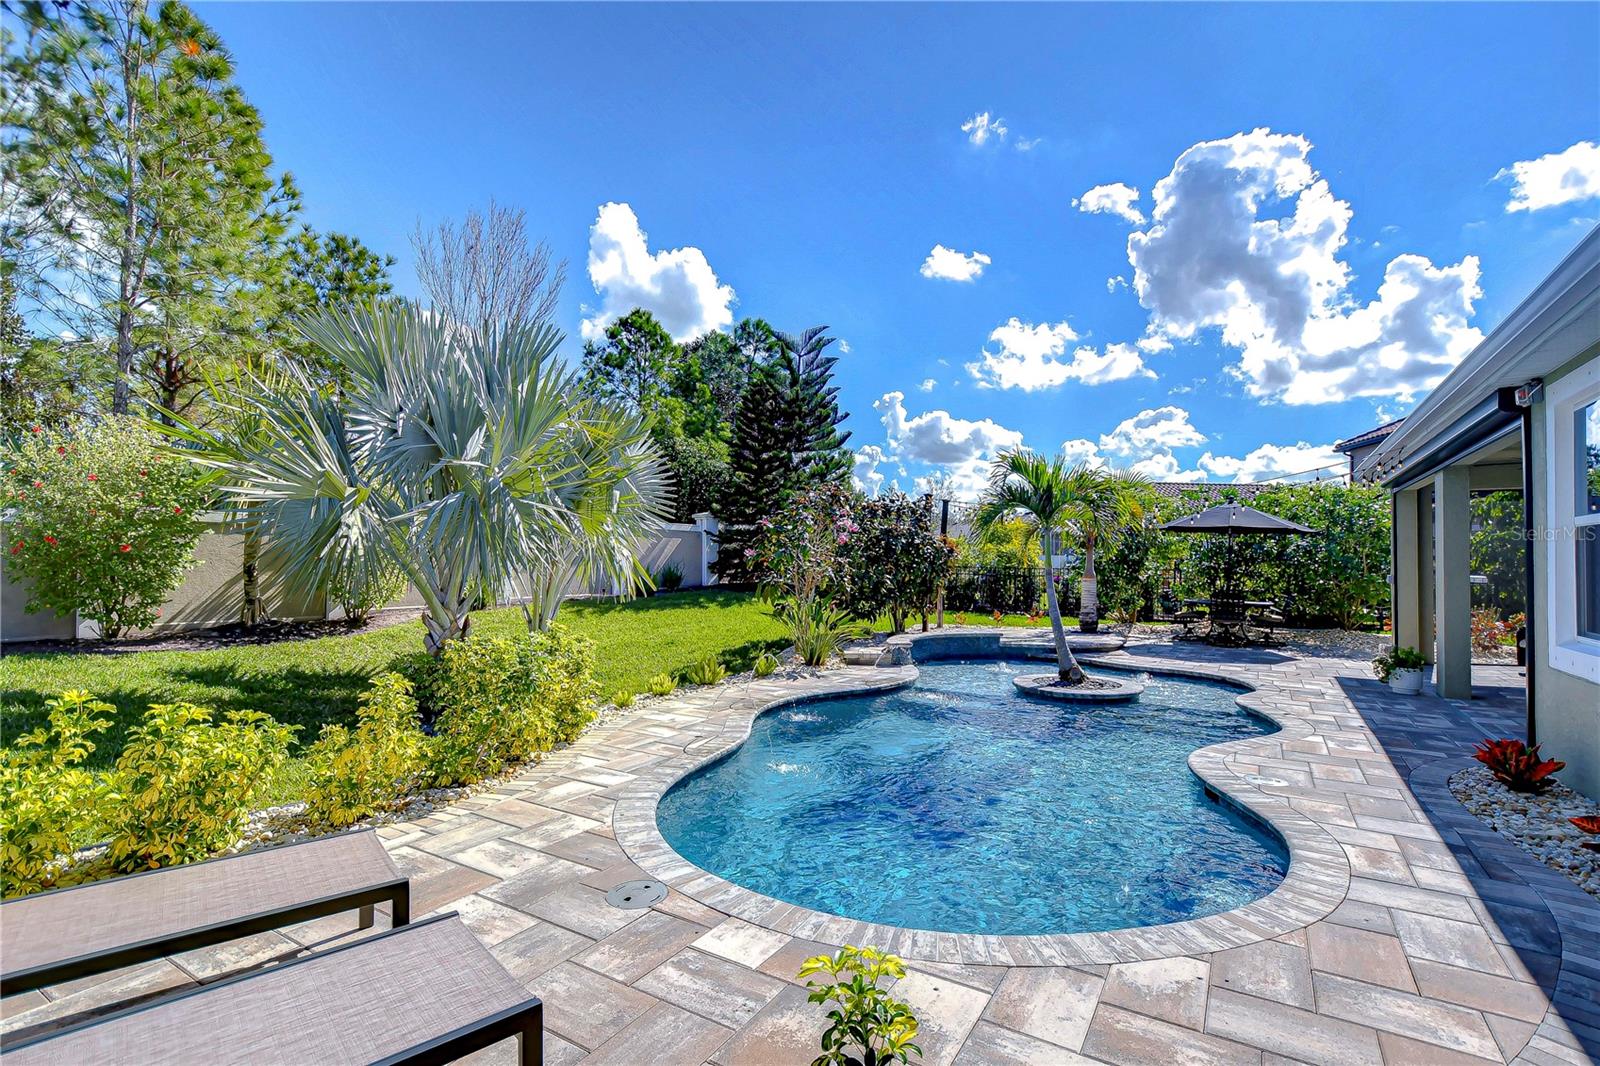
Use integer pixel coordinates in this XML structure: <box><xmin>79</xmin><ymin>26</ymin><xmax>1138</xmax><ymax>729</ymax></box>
<box><xmin>607</xmin><ymin>879</ymin><xmax>668</xmax><ymax>909</ymax></box>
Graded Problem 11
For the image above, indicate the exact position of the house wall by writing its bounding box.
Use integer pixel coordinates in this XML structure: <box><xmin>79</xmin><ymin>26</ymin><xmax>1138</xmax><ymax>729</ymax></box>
<box><xmin>1531</xmin><ymin>349</ymin><xmax>1600</xmax><ymax>799</ymax></box>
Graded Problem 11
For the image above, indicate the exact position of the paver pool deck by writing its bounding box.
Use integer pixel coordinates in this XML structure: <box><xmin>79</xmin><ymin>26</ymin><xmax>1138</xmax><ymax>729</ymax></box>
<box><xmin>4</xmin><ymin>634</ymin><xmax>1597</xmax><ymax>1065</ymax></box>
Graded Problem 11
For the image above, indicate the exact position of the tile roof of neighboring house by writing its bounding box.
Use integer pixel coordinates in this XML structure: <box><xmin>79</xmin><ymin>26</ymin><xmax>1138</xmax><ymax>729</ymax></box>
<box><xmin>1334</xmin><ymin>417</ymin><xmax>1405</xmax><ymax>454</ymax></box>
<box><xmin>1150</xmin><ymin>481</ymin><xmax>1267</xmax><ymax>500</ymax></box>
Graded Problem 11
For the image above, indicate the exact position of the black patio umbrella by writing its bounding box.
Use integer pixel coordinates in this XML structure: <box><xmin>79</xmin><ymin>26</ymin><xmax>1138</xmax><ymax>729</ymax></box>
<box><xmin>1161</xmin><ymin>502</ymin><xmax>1318</xmax><ymax>592</ymax></box>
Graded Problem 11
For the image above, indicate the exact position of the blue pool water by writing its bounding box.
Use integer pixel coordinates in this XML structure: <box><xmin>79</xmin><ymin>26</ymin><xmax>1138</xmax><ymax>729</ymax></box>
<box><xmin>658</xmin><ymin>658</ymin><xmax>1289</xmax><ymax>934</ymax></box>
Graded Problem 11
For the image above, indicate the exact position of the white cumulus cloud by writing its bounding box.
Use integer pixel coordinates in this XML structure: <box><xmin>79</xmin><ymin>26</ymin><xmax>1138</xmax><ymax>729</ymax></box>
<box><xmin>853</xmin><ymin>445</ymin><xmax>889</xmax><ymax>496</ymax></box>
<box><xmin>876</xmin><ymin>391</ymin><xmax>1023</xmax><ymax>465</ymax></box>
<box><xmin>1500</xmin><ymin>141</ymin><xmax>1600</xmax><ymax>213</ymax></box>
<box><xmin>918</xmin><ymin>378</ymin><xmax>937</xmax><ymax>392</ymax></box>
<box><xmin>1074</xmin><ymin>182</ymin><xmax>1145</xmax><ymax>224</ymax></box>
<box><xmin>920</xmin><ymin>245</ymin><xmax>992</xmax><ymax>282</ymax></box>
<box><xmin>1197</xmin><ymin>441</ymin><xmax>1344</xmax><ymax>483</ymax></box>
<box><xmin>961</xmin><ymin>112</ymin><xmax>1008</xmax><ymax>146</ymax></box>
<box><xmin>966</xmin><ymin>318</ymin><xmax>1152</xmax><ymax>391</ymax></box>
<box><xmin>1127</xmin><ymin>129</ymin><xmax>1482</xmax><ymax>405</ymax></box>
<box><xmin>1098</xmin><ymin>406</ymin><xmax>1207</xmax><ymax>456</ymax></box>
<box><xmin>580</xmin><ymin>202</ymin><xmax>736</xmax><ymax>343</ymax></box>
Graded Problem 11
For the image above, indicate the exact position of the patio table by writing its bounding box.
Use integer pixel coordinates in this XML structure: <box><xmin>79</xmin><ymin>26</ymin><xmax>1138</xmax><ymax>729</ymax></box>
<box><xmin>1180</xmin><ymin>598</ymin><xmax>1275</xmax><ymax>645</ymax></box>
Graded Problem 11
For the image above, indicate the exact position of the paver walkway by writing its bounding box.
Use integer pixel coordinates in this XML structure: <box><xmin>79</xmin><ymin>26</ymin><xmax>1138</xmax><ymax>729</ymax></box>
<box><xmin>4</xmin><ymin>636</ymin><xmax>1597</xmax><ymax>1065</ymax></box>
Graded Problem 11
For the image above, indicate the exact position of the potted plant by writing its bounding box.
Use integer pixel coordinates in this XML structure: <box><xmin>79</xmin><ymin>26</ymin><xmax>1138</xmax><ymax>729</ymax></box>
<box><xmin>1372</xmin><ymin>646</ymin><xmax>1427</xmax><ymax>694</ymax></box>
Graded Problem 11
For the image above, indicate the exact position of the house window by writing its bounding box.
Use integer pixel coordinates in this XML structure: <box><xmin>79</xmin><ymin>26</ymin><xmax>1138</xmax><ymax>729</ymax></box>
<box><xmin>1546</xmin><ymin>360</ymin><xmax>1600</xmax><ymax>680</ymax></box>
<box><xmin>1579</xmin><ymin>399</ymin><xmax>1600</xmax><ymax>639</ymax></box>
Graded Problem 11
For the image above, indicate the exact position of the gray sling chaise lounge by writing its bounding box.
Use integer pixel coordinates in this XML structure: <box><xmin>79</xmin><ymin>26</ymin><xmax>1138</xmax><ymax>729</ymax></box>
<box><xmin>0</xmin><ymin>829</ymin><xmax>410</xmax><ymax>996</ymax></box>
<box><xmin>1</xmin><ymin>914</ymin><xmax>545</xmax><ymax>1065</ymax></box>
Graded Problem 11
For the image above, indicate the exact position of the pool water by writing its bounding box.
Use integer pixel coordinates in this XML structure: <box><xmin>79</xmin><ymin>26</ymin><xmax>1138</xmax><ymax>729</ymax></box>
<box><xmin>658</xmin><ymin>658</ymin><xmax>1289</xmax><ymax>935</ymax></box>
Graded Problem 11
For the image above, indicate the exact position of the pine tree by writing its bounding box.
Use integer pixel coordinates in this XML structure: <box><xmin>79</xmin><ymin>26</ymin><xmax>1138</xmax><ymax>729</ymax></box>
<box><xmin>714</xmin><ymin>325</ymin><xmax>851</xmax><ymax>581</ymax></box>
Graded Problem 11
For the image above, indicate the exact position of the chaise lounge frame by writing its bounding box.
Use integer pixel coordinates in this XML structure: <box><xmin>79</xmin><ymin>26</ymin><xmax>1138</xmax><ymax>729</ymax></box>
<box><xmin>0</xmin><ymin>829</ymin><xmax>410</xmax><ymax>997</ymax></box>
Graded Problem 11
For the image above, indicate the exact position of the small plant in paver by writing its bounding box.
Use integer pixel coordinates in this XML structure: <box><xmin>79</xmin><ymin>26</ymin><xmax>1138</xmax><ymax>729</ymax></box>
<box><xmin>1371</xmin><ymin>646</ymin><xmax>1426</xmax><ymax>682</ymax></box>
<box><xmin>612</xmin><ymin>690</ymin><xmax>636</xmax><ymax>708</ymax></box>
<box><xmin>682</xmin><ymin>655</ymin><xmax>728</xmax><ymax>686</ymax></box>
<box><xmin>754</xmin><ymin>651</ymin><xmax>781</xmax><ymax>677</ymax></box>
<box><xmin>799</xmin><ymin>945</ymin><xmax>922</xmax><ymax>1066</ymax></box>
<box><xmin>1474</xmin><ymin>739</ymin><xmax>1565</xmax><ymax>793</ymax></box>
<box><xmin>647</xmin><ymin>673</ymin><xmax>677</xmax><ymax>696</ymax></box>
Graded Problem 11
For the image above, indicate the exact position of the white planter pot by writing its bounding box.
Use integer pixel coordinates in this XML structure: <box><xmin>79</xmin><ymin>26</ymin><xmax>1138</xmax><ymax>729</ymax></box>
<box><xmin>1388</xmin><ymin>668</ymin><xmax>1423</xmax><ymax>695</ymax></box>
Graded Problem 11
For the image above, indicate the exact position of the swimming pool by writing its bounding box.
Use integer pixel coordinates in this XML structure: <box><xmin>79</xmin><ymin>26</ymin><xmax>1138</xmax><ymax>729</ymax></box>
<box><xmin>657</xmin><ymin>658</ymin><xmax>1289</xmax><ymax>935</ymax></box>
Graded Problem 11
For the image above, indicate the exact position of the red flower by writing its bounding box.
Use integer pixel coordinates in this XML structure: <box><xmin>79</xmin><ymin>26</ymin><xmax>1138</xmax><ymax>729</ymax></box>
<box><xmin>30</xmin><ymin>425</ymin><xmax>41</xmax><ymax>434</ymax></box>
<box><xmin>31</xmin><ymin>480</ymin><xmax>42</xmax><ymax>488</ymax></box>
<box><xmin>139</xmin><ymin>470</ymin><xmax>148</xmax><ymax>477</ymax></box>
<box><xmin>55</xmin><ymin>446</ymin><xmax>66</xmax><ymax>454</ymax></box>
<box><xmin>119</xmin><ymin>543</ymin><xmax>131</xmax><ymax>552</ymax></box>
<box><xmin>10</xmin><ymin>542</ymin><xmax>21</xmax><ymax>555</ymax></box>
<box><xmin>173</xmin><ymin>506</ymin><xmax>182</xmax><ymax>515</ymax></box>
<box><xmin>43</xmin><ymin>535</ymin><xmax>56</xmax><ymax>546</ymax></box>
<box><xmin>87</xmin><ymin>474</ymin><xmax>97</xmax><ymax>482</ymax></box>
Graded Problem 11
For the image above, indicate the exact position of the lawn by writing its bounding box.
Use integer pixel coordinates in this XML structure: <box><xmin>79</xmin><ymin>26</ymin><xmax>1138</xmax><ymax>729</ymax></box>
<box><xmin>1</xmin><ymin>590</ymin><xmax>790</xmax><ymax>789</ymax></box>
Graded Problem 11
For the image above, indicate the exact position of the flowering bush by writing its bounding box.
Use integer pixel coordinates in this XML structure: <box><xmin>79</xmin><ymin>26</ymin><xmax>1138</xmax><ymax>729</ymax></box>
<box><xmin>750</xmin><ymin>483</ymin><xmax>858</xmax><ymax>607</ymax></box>
<box><xmin>841</xmin><ymin>492</ymin><xmax>957</xmax><ymax>634</ymax></box>
<box><xmin>0</xmin><ymin>691</ymin><xmax>115</xmax><ymax>897</ymax></box>
<box><xmin>1470</xmin><ymin>608</ymin><xmax>1522</xmax><ymax>656</ymax></box>
<box><xmin>4</xmin><ymin>418</ymin><xmax>204</xmax><ymax>637</ymax></box>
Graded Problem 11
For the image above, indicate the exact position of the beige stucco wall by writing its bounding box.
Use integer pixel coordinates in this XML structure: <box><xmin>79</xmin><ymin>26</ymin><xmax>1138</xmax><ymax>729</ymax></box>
<box><xmin>1531</xmin><ymin>349</ymin><xmax>1600</xmax><ymax>800</ymax></box>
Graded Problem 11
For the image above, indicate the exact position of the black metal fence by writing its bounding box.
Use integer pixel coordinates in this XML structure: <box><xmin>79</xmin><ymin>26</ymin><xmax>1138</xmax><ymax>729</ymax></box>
<box><xmin>942</xmin><ymin>565</ymin><xmax>1081</xmax><ymax>617</ymax></box>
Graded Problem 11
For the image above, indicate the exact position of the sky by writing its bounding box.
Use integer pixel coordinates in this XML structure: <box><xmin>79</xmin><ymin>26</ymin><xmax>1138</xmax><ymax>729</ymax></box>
<box><xmin>195</xmin><ymin>1</ymin><xmax>1600</xmax><ymax>498</ymax></box>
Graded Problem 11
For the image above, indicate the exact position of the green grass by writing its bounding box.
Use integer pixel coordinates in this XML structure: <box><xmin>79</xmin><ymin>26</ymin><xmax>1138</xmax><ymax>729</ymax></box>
<box><xmin>1</xmin><ymin>590</ymin><xmax>789</xmax><ymax>800</ymax></box>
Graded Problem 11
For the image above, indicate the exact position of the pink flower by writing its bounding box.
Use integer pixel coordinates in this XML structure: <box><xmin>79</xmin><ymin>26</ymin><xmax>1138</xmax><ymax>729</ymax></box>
<box><xmin>154</xmin><ymin>608</ymin><xmax>162</xmax><ymax>617</ymax></box>
<box><xmin>31</xmin><ymin>480</ymin><xmax>42</xmax><ymax>488</ymax></box>
<box><xmin>119</xmin><ymin>543</ymin><xmax>131</xmax><ymax>553</ymax></box>
<box><xmin>744</xmin><ymin>548</ymin><xmax>756</xmax><ymax>558</ymax></box>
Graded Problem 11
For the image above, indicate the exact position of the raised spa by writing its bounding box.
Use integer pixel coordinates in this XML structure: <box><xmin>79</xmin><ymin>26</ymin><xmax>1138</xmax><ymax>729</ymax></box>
<box><xmin>657</xmin><ymin>658</ymin><xmax>1288</xmax><ymax>935</ymax></box>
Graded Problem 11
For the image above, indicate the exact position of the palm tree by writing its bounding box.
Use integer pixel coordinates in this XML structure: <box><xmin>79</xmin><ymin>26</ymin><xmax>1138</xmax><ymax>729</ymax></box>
<box><xmin>975</xmin><ymin>450</ymin><xmax>1094</xmax><ymax>683</ymax></box>
<box><xmin>1063</xmin><ymin>469</ymin><xmax>1152</xmax><ymax>633</ymax></box>
<box><xmin>166</xmin><ymin>302</ymin><xmax>671</xmax><ymax>656</ymax></box>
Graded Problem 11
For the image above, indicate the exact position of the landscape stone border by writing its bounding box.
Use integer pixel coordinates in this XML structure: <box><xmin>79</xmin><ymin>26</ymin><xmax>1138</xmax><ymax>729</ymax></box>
<box><xmin>1012</xmin><ymin>671</ymin><xmax>1145</xmax><ymax>702</ymax></box>
<box><xmin>614</xmin><ymin>629</ymin><xmax>1351</xmax><ymax>966</ymax></box>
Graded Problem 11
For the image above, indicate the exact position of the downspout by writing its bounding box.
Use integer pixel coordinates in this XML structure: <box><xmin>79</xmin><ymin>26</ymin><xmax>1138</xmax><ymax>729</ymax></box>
<box><xmin>1498</xmin><ymin>384</ymin><xmax>1540</xmax><ymax>745</ymax></box>
<box><xmin>1520</xmin><ymin>404</ymin><xmax>1537</xmax><ymax>745</ymax></box>
<box><xmin>1390</xmin><ymin>493</ymin><xmax>1400</xmax><ymax>652</ymax></box>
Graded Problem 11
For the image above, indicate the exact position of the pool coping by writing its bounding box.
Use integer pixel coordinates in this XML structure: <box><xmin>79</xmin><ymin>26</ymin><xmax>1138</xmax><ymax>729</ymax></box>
<box><xmin>613</xmin><ymin>629</ymin><xmax>1351</xmax><ymax>966</ymax></box>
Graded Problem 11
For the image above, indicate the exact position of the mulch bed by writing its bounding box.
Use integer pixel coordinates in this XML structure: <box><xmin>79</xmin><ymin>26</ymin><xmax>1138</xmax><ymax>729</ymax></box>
<box><xmin>1</xmin><ymin>607</ymin><xmax>426</xmax><ymax>656</ymax></box>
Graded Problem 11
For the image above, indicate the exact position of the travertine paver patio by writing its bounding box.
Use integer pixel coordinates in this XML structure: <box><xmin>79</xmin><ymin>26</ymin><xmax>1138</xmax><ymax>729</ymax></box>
<box><xmin>4</xmin><ymin>634</ymin><xmax>1598</xmax><ymax>1066</ymax></box>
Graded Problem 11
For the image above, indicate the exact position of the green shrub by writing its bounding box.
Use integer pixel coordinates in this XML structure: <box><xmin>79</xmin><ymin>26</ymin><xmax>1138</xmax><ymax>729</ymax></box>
<box><xmin>0</xmin><ymin>691</ymin><xmax>115</xmax><ymax>897</ymax></box>
<box><xmin>1371</xmin><ymin>645</ymin><xmax>1427</xmax><ymax>682</ymax></box>
<box><xmin>646</xmin><ymin>672</ymin><xmax>677</xmax><ymax>696</ymax></box>
<box><xmin>791</xmin><ymin>596</ymin><xmax>865</xmax><ymax>667</ymax></box>
<box><xmin>328</xmin><ymin>561</ymin><xmax>409</xmax><ymax>624</ymax></box>
<box><xmin>413</xmin><ymin>625</ymin><xmax>598</xmax><ymax>787</ymax></box>
<box><xmin>799</xmin><ymin>946</ymin><xmax>922</xmax><ymax>1066</ymax></box>
<box><xmin>303</xmin><ymin>673</ymin><xmax>426</xmax><ymax>828</ymax></box>
<box><xmin>106</xmin><ymin>702</ymin><xmax>294</xmax><ymax>872</ymax></box>
<box><xmin>656</xmin><ymin>563</ymin><xmax>685</xmax><ymax>591</ymax></box>
<box><xmin>754</xmin><ymin>651</ymin><xmax>781</xmax><ymax>677</ymax></box>
<box><xmin>4</xmin><ymin>417</ymin><xmax>206</xmax><ymax>637</ymax></box>
<box><xmin>682</xmin><ymin>654</ymin><xmax>728</xmax><ymax>686</ymax></box>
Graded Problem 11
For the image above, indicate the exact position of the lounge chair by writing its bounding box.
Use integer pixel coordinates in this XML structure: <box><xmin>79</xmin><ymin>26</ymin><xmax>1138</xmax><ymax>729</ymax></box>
<box><xmin>1</xmin><ymin>830</ymin><xmax>410</xmax><ymax>996</ymax></box>
<box><xmin>1</xmin><ymin>914</ymin><xmax>544</xmax><ymax>1065</ymax></box>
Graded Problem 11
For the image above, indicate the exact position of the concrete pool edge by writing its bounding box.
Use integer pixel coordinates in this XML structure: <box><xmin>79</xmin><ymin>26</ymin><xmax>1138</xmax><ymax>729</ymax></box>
<box><xmin>613</xmin><ymin>631</ymin><xmax>1351</xmax><ymax>966</ymax></box>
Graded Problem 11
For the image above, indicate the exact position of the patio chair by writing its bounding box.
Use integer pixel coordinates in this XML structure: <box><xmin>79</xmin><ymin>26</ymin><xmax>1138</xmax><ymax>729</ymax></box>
<box><xmin>1</xmin><ymin>829</ymin><xmax>409</xmax><ymax>997</ymax></box>
<box><xmin>1</xmin><ymin>914</ymin><xmax>544</xmax><ymax>1066</ymax></box>
<box><xmin>1173</xmin><ymin>603</ymin><xmax>1208</xmax><ymax>639</ymax></box>
<box><xmin>1248</xmin><ymin>603</ymin><xmax>1286</xmax><ymax>644</ymax></box>
<box><xmin>1207</xmin><ymin>593</ymin><xmax>1251</xmax><ymax>645</ymax></box>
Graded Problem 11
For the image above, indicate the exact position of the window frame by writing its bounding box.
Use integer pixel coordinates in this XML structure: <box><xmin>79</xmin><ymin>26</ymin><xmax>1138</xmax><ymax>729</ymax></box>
<box><xmin>1544</xmin><ymin>356</ymin><xmax>1600</xmax><ymax>682</ymax></box>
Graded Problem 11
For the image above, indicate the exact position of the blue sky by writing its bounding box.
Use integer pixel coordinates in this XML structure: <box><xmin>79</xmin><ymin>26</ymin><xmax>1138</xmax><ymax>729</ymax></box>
<box><xmin>198</xmin><ymin>2</ymin><xmax>1600</xmax><ymax>496</ymax></box>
